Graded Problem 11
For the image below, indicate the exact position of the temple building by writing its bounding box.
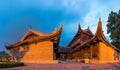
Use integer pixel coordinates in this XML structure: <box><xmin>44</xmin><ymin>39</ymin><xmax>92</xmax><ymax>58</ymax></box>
<box><xmin>5</xmin><ymin>25</ymin><xmax>62</xmax><ymax>64</ymax></box>
<box><xmin>5</xmin><ymin>19</ymin><xmax>120</xmax><ymax>64</ymax></box>
<box><xmin>59</xmin><ymin>23</ymin><xmax>93</xmax><ymax>59</ymax></box>
<box><xmin>65</xmin><ymin>19</ymin><xmax>120</xmax><ymax>63</ymax></box>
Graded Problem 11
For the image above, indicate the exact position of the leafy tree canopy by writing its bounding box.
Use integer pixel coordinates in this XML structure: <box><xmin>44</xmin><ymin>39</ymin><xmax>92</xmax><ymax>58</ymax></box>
<box><xmin>0</xmin><ymin>51</ymin><xmax>8</xmax><ymax>57</ymax></box>
<box><xmin>107</xmin><ymin>10</ymin><xmax>120</xmax><ymax>49</ymax></box>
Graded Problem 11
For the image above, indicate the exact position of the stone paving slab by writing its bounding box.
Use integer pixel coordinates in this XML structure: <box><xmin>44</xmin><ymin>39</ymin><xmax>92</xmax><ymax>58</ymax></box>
<box><xmin>0</xmin><ymin>62</ymin><xmax>120</xmax><ymax>70</ymax></box>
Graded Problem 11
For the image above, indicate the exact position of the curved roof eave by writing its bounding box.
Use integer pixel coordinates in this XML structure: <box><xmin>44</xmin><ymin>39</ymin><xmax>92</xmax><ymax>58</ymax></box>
<box><xmin>5</xmin><ymin>25</ymin><xmax>63</xmax><ymax>49</ymax></box>
<box><xmin>72</xmin><ymin>18</ymin><xmax>120</xmax><ymax>52</ymax></box>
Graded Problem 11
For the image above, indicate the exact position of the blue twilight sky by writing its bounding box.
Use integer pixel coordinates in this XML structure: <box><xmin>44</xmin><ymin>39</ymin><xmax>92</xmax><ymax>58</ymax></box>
<box><xmin>0</xmin><ymin>0</ymin><xmax>120</xmax><ymax>51</ymax></box>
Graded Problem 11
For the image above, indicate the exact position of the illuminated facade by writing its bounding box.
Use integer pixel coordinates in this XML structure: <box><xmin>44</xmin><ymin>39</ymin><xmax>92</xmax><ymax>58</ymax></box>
<box><xmin>5</xmin><ymin>19</ymin><xmax>120</xmax><ymax>64</ymax></box>
<box><xmin>5</xmin><ymin>25</ymin><xmax>62</xmax><ymax>64</ymax></box>
<box><xmin>65</xmin><ymin>19</ymin><xmax>120</xmax><ymax>63</ymax></box>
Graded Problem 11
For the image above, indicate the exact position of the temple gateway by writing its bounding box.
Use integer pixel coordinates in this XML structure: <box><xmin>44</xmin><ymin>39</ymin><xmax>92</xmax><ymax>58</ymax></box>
<box><xmin>5</xmin><ymin>25</ymin><xmax>62</xmax><ymax>64</ymax></box>
<box><xmin>59</xmin><ymin>19</ymin><xmax>120</xmax><ymax>64</ymax></box>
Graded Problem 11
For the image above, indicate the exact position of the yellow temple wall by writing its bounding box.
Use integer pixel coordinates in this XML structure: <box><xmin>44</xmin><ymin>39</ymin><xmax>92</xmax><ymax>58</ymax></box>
<box><xmin>20</xmin><ymin>41</ymin><xmax>58</xmax><ymax>63</ymax></box>
<box><xmin>72</xmin><ymin>51</ymin><xmax>81</xmax><ymax>59</ymax></box>
<box><xmin>72</xmin><ymin>47</ymin><xmax>90</xmax><ymax>59</ymax></box>
<box><xmin>90</xmin><ymin>44</ymin><xmax>98</xmax><ymax>59</ymax></box>
<box><xmin>98</xmin><ymin>42</ymin><xmax>117</xmax><ymax>63</ymax></box>
<box><xmin>19</xmin><ymin>46</ymin><xmax>24</xmax><ymax>51</ymax></box>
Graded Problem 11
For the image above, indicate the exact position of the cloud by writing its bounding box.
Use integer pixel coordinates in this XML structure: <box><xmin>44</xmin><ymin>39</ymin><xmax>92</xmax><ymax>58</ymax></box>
<box><xmin>0</xmin><ymin>0</ymin><xmax>120</xmax><ymax>51</ymax></box>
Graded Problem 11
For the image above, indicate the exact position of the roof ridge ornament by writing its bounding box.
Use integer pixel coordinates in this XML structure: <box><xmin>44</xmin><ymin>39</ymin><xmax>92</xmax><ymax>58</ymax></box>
<box><xmin>87</xmin><ymin>26</ymin><xmax>90</xmax><ymax>30</ymax></box>
<box><xmin>98</xmin><ymin>17</ymin><xmax>102</xmax><ymax>30</ymax></box>
<box><xmin>78</xmin><ymin>23</ymin><xmax>82</xmax><ymax>32</ymax></box>
<box><xmin>29</xmin><ymin>25</ymin><xmax>32</xmax><ymax>29</ymax></box>
<box><xmin>60</xmin><ymin>22</ymin><xmax>63</xmax><ymax>29</ymax></box>
<box><xmin>99</xmin><ymin>18</ymin><xmax>101</xmax><ymax>21</ymax></box>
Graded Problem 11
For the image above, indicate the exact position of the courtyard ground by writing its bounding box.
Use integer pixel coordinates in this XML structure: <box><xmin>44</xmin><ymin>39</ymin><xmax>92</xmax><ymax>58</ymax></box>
<box><xmin>1</xmin><ymin>61</ymin><xmax>120</xmax><ymax>70</ymax></box>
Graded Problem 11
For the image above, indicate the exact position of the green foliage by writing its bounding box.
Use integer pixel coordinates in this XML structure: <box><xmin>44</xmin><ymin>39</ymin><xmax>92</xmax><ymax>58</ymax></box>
<box><xmin>0</xmin><ymin>51</ymin><xmax>10</xmax><ymax>61</ymax></box>
<box><xmin>0</xmin><ymin>61</ymin><xmax>24</xmax><ymax>68</ymax></box>
<box><xmin>0</xmin><ymin>51</ymin><xmax>8</xmax><ymax>56</ymax></box>
<box><xmin>107</xmin><ymin>10</ymin><xmax>120</xmax><ymax>49</ymax></box>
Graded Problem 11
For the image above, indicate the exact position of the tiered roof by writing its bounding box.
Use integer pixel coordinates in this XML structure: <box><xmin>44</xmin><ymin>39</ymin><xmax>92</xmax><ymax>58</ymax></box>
<box><xmin>71</xmin><ymin>18</ymin><xmax>120</xmax><ymax>52</ymax></box>
<box><xmin>66</xmin><ymin>23</ymin><xmax>93</xmax><ymax>49</ymax></box>
<box><xmin>6</xmin><ymin>25</ymin><xmax>62</xmax><ymax>49</ymax></box>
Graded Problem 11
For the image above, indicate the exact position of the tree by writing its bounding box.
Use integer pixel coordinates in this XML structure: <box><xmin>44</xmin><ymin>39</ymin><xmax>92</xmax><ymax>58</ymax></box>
<box><xmin>107</xmin><ymin>10</ymin><xmax>120</xmax><ymax>49</ymax></box>
<box><xmin>0</xmin><ymin>51</ymin><xmax>7</xmax><ymax>57</ymax></box>
<box><xmin>0</xmin><ymin>51</ymin><xmax>10</xmax><ymax>61</ymax></box>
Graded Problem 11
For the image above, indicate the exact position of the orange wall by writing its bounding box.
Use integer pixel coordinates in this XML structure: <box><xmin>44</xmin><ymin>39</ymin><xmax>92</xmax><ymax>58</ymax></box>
<box><xmin>99</xmin><ymin>42</ymin><xmax>115</xmax><ymax>61</ymax></box>
<box><xmin>90</xmin><ymin>44</ymin><xmax>99</xmax><ymax>59</ymax></box>
<box><xmin>21</xmin><ymin>41</ymin><xmax>54</xmax><ymax>62</ymax></box>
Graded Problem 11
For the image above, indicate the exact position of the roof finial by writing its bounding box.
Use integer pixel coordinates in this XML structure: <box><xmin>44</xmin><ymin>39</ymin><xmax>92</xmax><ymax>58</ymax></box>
<box><xmin>99</xmin><ymin>18</ymin><xmax>101</xmax><ymax>22</ymax></box>
<box><xmin>87</xmin><ymin>26</ymin><xmax>90</xmax><ymax>29</ymax></box>
<box><xmin>98</xmin><ymin>17</ymin><xmax>102</xmax><ymax>24</ymax></box>
<box><xmin>98</xmin><ymin>18</ymin><xmax>102</xmax><ymax>27</ymax></box>
<box><xmin>78</xmin><ymin>23</ymin><xmax>82</xmax><ymax>32</ymax></box>
<box><xmin>78</xmin><ymin>23</ymin><xmax>81</xmax><ymax>29</ymax></box>
<box><xmin>97</xmin><ymin>18</ymin><xmax>103</xmax><ymax>32</ymax></box>
<box><xmin>29</xmin><ymin>25</ymin><xmax>32</xmax><ymax>29</ymax></box>
<box><xmin>60</xmin><ymin>22</ymin><xmax>63</xmax><ymax>28</ymax></box>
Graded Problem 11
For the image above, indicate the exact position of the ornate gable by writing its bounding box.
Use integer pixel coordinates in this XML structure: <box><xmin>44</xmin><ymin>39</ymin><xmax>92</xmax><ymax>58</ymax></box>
<box><xmin>72</xmin><ymin>18</ymin><xmax>120</xmax><ymax>52</ymax></box>
<box><xmin>5</xmin><ymin>25</ymin><xmax>63</xmax><ymax>49</ymax></box>
<box><xmin>66</xmin><ymin>23</ymin><xmax>93</xmax><ymax>48</ymax></box>
<box><xmin>21</xmin><ymin>29</ymin><xmax>44</xmax><ymax>41</ymax></box>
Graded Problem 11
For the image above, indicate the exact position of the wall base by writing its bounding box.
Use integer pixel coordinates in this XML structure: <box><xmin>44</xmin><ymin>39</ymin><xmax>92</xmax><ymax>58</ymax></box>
<box><xmin>21</xmin><ymin>60</ymin><xmax>59</xmax><ymax>64</ymax></box>
<box><xmin>90</xmin><ymin>59</ymin><xmax>119</xmax><ymax>64</ymax></box>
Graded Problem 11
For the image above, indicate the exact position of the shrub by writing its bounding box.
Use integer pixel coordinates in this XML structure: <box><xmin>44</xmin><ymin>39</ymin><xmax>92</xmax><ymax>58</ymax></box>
<box><xmin>0</xmin><ymin>61</ymin><xmax>24</xmax><ymax>68</ymax></box>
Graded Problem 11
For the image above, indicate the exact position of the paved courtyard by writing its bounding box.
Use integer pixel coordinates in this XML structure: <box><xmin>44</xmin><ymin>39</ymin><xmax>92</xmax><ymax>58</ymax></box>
<box><xmin>1</xmin><ymin>61</ymin><xmax>120</xmax><ymax>70</ymax></box>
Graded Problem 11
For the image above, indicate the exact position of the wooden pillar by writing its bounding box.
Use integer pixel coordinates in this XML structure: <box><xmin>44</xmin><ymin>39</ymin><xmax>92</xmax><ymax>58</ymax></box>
<box><xmin>90</xmin><ymin>45</ymin><xmax>92</xmax><ymax>59</ymax></box>
<box><xmin>70</xmin><ymin>53</ymin><xmax>72</xmax><ymax>60</ymax></box>
<box><xmin>9</xmin><ymin>49</ymin><xmax>14</xmax><ymax>61</ymax></box>
<box><xmin>97</xmin><ymin>43</ymin><xmax>100</xmax><ymax>59</ymax></box>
